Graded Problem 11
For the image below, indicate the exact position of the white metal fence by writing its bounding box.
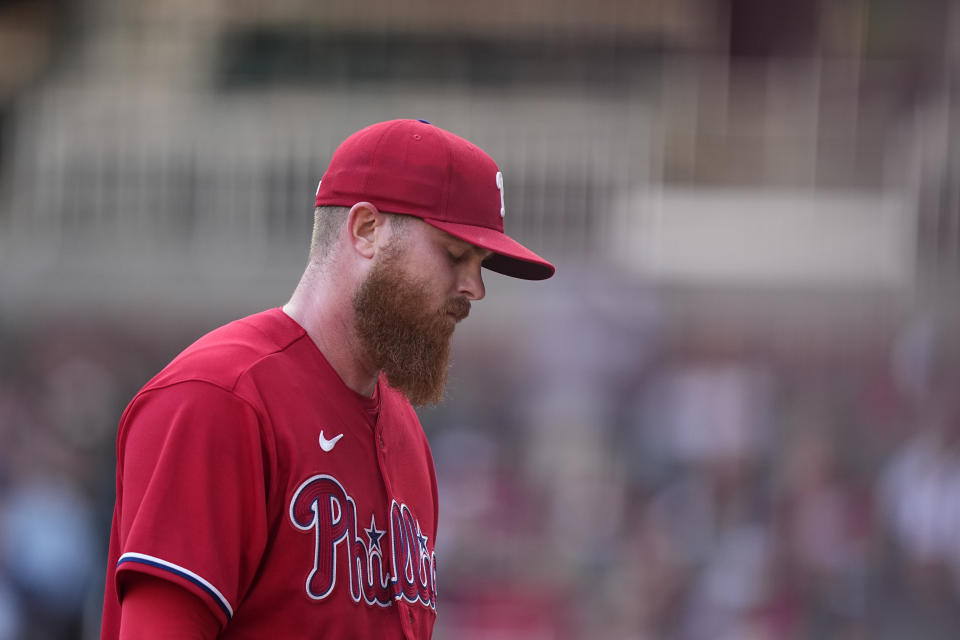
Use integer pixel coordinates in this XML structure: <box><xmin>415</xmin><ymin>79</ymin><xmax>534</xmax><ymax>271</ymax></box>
<box><xmin>2</xmin><ymin>55</ymin><xmax>956</xmax><ymax>314</ymax></box>
<box><xmin>1</xmin><ymin>82</ymin><xmax>656</xmax><ymax>273</ymax></box>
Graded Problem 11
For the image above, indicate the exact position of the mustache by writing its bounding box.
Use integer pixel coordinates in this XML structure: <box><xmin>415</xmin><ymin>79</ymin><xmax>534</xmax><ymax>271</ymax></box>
<box><xmin>442</xmin><ymin>297</ymin><xmax>471</xmax><ymax>322</ymax></box>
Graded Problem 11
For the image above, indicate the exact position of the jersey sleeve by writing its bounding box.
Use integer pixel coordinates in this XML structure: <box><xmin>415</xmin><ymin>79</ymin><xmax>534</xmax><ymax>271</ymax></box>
<box><xmin>119</xmin><ymin>574</ymin><xmax>220</xmax><ymax>639</ymax></box>
<box><xmin>114</xmin><ymin>381</ymin><xmax>270</xmax><ymax>628</ymax></box>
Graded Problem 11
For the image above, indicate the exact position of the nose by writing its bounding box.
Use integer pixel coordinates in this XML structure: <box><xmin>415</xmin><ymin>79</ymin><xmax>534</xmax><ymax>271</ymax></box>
<box><xmin>458</xmin><ymin>263</ymin><xmax>486</xmax><ymax>301</ymax></box>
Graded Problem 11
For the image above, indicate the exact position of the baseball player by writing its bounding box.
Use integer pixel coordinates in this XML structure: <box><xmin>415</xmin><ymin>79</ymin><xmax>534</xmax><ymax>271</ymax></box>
<box><xmin>99</xmin><ymin>119</ymin><xmax>554</xmax><ymax>639</ymax></box>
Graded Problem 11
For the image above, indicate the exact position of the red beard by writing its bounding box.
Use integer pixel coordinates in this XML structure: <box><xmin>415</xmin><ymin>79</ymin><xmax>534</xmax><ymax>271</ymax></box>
<box><xmin>353</xmin><ymin>244</ymin><xmax>470</xmax><ymax>406</ymax></box>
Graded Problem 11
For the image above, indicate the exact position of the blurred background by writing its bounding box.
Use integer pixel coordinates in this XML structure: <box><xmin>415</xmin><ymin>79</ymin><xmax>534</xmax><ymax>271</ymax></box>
<box><xmin>1</xmin><ymin>0</ymin><xmax>959</xmax><ymax>638</ymax></box>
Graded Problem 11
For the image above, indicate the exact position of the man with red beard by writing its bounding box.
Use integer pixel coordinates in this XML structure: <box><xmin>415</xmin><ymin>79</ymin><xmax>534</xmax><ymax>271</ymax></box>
<box><xmin>99</xmin><ymin>119</ymin><xmax>554</xmax><ymax>639</ymax></box>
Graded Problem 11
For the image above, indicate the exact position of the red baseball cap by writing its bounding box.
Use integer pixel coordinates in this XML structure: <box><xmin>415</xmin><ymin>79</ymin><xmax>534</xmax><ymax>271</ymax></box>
<box><xmin>314</xmin><ymin>119</ymin><xmax>555</xmax><ymax>280</ymax></box>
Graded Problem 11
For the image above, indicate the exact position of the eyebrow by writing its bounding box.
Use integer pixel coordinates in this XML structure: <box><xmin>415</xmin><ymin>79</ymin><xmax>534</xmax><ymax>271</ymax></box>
<box><xmin>432</xmin><ymin>222</ymin><xmax>494</xmax><ymax>261</ymax></box>
<box><xmin>447</xmin><ymin>236</ymin><xmax>493</xmax><ymax>261</ymax></box>
<box><xmin>466</xmin><ymin>244</ymin><xmax>494</xmax><ymax>261</ymax></box>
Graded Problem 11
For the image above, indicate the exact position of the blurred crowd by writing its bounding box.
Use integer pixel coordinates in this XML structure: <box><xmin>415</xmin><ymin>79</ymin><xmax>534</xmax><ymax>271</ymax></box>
<box><xmin>423</xmin><ymin>295</ymin><xmax>960</xmax><ymax>640</ymax></box>
<box><xmin>7</xmin><ymin>287</ymin><xmax>958</xmax><ymax>640</ymax></box>
<box><xmin>0</xmin><ymin>318</ymin><xmax>205</xmax><ymax>639</ymax></box>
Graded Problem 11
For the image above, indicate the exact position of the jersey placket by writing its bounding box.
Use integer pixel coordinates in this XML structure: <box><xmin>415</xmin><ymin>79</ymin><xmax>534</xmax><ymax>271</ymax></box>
<box><xmin>372</xmin><ymin>414</ymin><xmax>418</xmax><ymax>640</ymax></box>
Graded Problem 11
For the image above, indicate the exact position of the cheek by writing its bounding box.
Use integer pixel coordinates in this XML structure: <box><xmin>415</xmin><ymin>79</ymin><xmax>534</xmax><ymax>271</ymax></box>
<box><xmin>398</xmin><ymin>262</ymin><xmax>453</xmax><ymax>311</ymax></box>
<box><xmin>424</xmin><ymin>279</ymin><xmax>455</xmax><ymax>311</ymax></box>
<box><xmin>417</xmin><ymin>256</ymin><xmax>460</xmax><ymax>297</ymax></box>
<box><xmin>396</xmin><ymin>238</ymin><xmax>461</xmax><ymax>302</ymax></box>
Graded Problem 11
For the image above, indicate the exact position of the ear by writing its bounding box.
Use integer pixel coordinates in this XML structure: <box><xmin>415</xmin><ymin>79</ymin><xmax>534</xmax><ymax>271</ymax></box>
<box><xmin>347</xmin><ymin>202</ymin><xmax>385</xmax><ymax>260</ymax></box>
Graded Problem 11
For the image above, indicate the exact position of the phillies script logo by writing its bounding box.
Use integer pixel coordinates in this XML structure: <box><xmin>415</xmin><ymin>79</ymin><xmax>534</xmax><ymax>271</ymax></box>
<box><xmin>289</xmin><ymin>475</ymin><xmax>438</xmax><ymax>609</ymax></box>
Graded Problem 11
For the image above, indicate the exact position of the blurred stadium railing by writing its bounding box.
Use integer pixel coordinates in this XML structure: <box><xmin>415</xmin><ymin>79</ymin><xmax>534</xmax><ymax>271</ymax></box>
<box><xmin>2</xmin><ymin>3</ymin><xmax>958</xmax><ymax>315</ymax></box>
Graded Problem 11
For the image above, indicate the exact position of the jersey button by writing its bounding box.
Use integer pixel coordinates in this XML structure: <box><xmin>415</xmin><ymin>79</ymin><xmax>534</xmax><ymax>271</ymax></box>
<box><xmin>379</xmin><ymin>433</ymin><xmax>385</xmax><ymax>449</ymax></box>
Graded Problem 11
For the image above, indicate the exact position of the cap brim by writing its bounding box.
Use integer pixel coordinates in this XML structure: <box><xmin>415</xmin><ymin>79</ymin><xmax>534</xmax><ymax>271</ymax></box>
<box><xmin>421</xmin><ymin>219</ymin><xmax>555</xmax><ymax>280</ymax></box>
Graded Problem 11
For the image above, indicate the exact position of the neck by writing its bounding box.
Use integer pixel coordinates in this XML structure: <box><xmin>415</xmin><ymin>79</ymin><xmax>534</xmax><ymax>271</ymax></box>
<box><xmin>283</xmin><ymin>268</ymin><xmax>380</xmax><ymax>398</ymax></box>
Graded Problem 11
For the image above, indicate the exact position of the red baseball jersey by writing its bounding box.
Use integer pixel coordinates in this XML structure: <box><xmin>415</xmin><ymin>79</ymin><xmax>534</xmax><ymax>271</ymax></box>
<box><xmin>100</xmin><ymin>308</ymin><xmax>439</xmax><ymax>639</ymax></box>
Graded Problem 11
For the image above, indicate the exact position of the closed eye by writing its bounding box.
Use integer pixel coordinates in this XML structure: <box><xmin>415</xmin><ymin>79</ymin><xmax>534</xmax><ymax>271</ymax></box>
<box><xmin>447</xmin><ymin>248</ymin><xmax>469</xmax><ymax>263</ymax></box>
<box><xmin>444</xmin><ymin>239</ymin><xmax>493</xmax><ymax>264</ymax></box>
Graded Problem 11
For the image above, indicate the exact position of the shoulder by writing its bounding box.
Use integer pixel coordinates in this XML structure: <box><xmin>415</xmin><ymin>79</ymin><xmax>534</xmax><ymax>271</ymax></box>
<box><xmin>145</xmin><ymin>308</ymin><xmax>308</xmax><ymax>393</ymax></box>
<box><xmin>118</xmin><ymin>378</ymin><xmax>264</xmax><ymax>455</ymax></box>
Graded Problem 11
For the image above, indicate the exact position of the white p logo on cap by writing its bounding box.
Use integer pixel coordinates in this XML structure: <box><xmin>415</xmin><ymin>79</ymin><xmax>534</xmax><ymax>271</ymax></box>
<box><xmin>496</xmin><ymin>171</ymin><xmax>505</xmax><ymax>218</ymax></box>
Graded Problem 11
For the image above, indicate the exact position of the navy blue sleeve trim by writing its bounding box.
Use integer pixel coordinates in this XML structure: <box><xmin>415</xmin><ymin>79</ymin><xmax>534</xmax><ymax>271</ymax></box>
<box><xmin>117</xmin><ymin>552</ymin><xmax>234</xmax><ymax>620</ymax></box>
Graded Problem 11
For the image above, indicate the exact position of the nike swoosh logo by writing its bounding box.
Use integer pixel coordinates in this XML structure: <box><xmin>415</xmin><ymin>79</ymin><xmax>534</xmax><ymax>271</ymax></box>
<box><xmin>318</xmin><ymin>430</ymin><xmax>344</xmax><ymax>452</ymax></box>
